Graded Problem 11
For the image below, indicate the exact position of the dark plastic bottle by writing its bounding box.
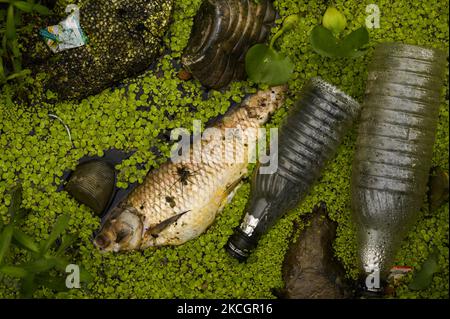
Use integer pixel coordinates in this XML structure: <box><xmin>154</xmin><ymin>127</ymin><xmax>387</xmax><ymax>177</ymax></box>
<box><xmin>226</xmin><ymin>78</ymin><xmax>362</xmax><ymax>261</ymax></box>
<box><xmin>351</xmin><ymin>43</ymin><xmax>446</xmax><ymax>286</ymax></box>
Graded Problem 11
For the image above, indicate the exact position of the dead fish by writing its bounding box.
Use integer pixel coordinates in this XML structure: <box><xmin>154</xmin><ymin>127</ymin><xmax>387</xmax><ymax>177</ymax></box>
<box><xmin>279</xmin><ymin>203</ymin><xmax>353</xmax><ymax>299</ymax></box>
<box><xmin>94</xmin><ymin>86</ymin><xmax>286</xmax><ymax>252</ymax></box>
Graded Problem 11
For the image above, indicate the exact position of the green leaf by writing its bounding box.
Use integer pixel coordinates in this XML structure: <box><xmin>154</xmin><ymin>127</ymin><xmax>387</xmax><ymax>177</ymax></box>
<box><xmin>6</xmin><ymin>5</ymin><xmax>16</xmax><ymax>41</ymax></box>
<box><xmin>20</xmin><ymin>273</ymin><xmax>36</xmax><ymax>298</ymax></box>
<box><xmin>310</xmin><ymin>25</ymin><xmax>341</xmax><ymax>58</ymax></box>
<box><xmin>40</xmin><ymin>214</ymin><xmax>70</xmax><ymax>254</ymax></box>
<box><xmin>5</xmin><ymin>69</ymin><xmax>31</xmax><ymax>81</ymax></box>
<box><xmin>22</xmin><ymin>257</ymin><xmax>58</xmax><ymax>273</ymax></box>
<box><xmin>8</xmin><ymin>184</ymin><xmax>22</xmax><ymax>220</ymax></box>
<box><xmin>12</xmin><ymin>229</ymin><xmax>40</xmax><ymax>253</ymax></box>
<box><xmin>33</xmin><ymin>4</ymin><xmax>51</xmax><ymax>15</ymax></box>
<box><xmin>0</xmin><ymin>225</ymin><xmax>13</xmax><ymax>264</ymax></box>
<box><xmin>323</xmin><ymin>7</ymin><xmax>347</xmax><ymax>35</ymax></box>
<box><xmin>310</xmin><ymin>25</ymin><xmax>369</xmax><ymax>58</ymax></box>
<box><xmin>281</xmin><ymin>14</ymin><xmax>300</xmax><ymax>33</ymax></box>
<box><xmin>338</xmin><ymin>27</ymin><xmax>370</xmax><ymax>57</ymax></box>
<box><xmin>409</xmin><ymin>250</ymin><xmax>440</xmax><ymax>291</ymax></box>
<box><xmin>245</xmin><ymin>44</ymin><xmax>294</xmax><ymax>86</ymax></box>
<box><xmin>0</xmin><ymin>265</ymin><xmax>29</xmax><ymax>278</ymax></box>
<box><xmin>13</xmin><ymin>1</ymin><xmax>34</xmax><ymax>12</ymax></box>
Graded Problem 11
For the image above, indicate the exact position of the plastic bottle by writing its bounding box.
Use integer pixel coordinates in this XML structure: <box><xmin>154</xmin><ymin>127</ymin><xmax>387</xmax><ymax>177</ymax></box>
<box><xmin>351</xmin><ymin>43</ymin><xmax>446</xmax><ymax>287</ymax></box>
<box><xmin>226</xmin><ymin>78</ymin><xmax>362</xmax><ymax>261</ymax></box>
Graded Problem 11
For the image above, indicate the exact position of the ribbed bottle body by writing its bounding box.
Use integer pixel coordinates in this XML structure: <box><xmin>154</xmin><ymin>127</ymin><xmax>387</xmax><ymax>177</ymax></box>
<box><xmin>226</xmin><ymin>78</ymin><xmax>361</xmax><ymax>260</ymax></box>
<box><xmin>351</xmin><ymin>43</ymin><xmax>446</xmax><ymax>280</ymax></box>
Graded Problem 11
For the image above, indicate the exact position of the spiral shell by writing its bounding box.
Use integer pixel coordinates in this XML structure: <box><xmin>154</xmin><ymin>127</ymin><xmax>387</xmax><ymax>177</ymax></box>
<box><xmin>65</xmin><ymin>160</ymin><xmax>116</xmax><ymax>215</ymax></box>
<box><xmin>182</xmin><ymin>0</ymin><xmax>276</xmax><ymax>89</ymax></box>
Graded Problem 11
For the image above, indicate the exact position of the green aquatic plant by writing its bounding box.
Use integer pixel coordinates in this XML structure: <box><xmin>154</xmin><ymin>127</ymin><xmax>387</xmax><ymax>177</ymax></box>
<box><xmin>408</xmin><ymin>247</ymin><xmax>440</xmax><ymax>291</ymax></box>
<box><xmin>0</xmin><ymin>0</ymin><xmax>448</xmax><ymax>299</ymax></box>
<box><xmin>310</xmin><ymin>6</ymin><xmax>369</xmax><ymax>58</ymax></box>
<box><xmin>322</xmin><ymin>6</ymin><xmax>346</xmax><ymax>35</ymax></box>
<box><xmin>245</xmin><ymin>14</ymin><xmax>298</xmax><ymax>86</ymax></box>
<box><xmin>0</xmin><ymin>184</ymin><xmax>92</xmax><ymax>298</ymax></box>
<box><xmin>0</xmin><ymin>0</ymin><xmax>51</xmax><ymax>85</ymax></box>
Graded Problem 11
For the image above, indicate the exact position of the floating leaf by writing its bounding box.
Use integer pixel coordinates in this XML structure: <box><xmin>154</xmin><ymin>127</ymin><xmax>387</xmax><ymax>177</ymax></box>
<box><xmin>338</xmin><ymin>27</ymin><xmax>370</xmax><ymax>57</ymax></box>
<box><xmin>281</xmin><ymin>14</ymin><xmax>300</xmax><ymax>33</ymax></box>
<box><xmin>245</xmin><ymin>44</ymin><xmax>294</xmax><ymax>86</ymax></box>
<box><xmin>310</xmin><ymin>25</ymin><xmax>369</xmax><ymax>58</ymax></box>
<box><xmin>322</xmin><ymin>7</ymin><xmax>347</xmax><ymax>35</ymax></box>
<box><xmin>408</xmin><ymin>249</ymin><xmax>440</xmax><ymax>291</ymax></box>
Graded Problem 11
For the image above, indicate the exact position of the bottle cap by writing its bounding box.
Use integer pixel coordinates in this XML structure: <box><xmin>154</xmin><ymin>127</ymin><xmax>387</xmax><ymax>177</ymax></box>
<box><xmin>225</xmin><ymin>227</ymin><xmax>257</xmax><ymax>261</ymax></box>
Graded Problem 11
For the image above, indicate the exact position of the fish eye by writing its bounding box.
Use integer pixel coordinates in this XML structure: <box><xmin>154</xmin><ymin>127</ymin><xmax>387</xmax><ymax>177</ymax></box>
<box><xmin>115</xmin><ymin>228</ymin><xmax>130</xmax><ymax>243</ymax></box>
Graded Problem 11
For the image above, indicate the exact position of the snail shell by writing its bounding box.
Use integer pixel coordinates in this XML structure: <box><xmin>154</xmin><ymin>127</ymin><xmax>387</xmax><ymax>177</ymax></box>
<box><xmin>65</xmin><ymin>160</ymin><xmax>116</xmax><ymax>215</ymax></box>
<box><xmin>182</xmin><ymin>0</ymin><xmax>276</xmax><ymax>89</ymax></box>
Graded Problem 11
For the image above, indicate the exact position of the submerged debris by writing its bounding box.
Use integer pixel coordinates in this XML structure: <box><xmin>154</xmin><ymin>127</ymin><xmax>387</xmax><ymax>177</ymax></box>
<box><xmin>23</xmin><ymin>0</ymin><xmax>173</xmax><ymax>100</ymax></box>
<box><xmin>182</xmin><ymin>0</ymin><xmax>276</xmax><ymax>89</ymax></box>
<box><xmin>280</xmin><ymin>203</ymin><xmax>353</xmax><ymax>299</ymax></box>
<box><xmin>65</xmin><ymin>160</ymin><xmax>116</xmax><ymax>215</ymax></box>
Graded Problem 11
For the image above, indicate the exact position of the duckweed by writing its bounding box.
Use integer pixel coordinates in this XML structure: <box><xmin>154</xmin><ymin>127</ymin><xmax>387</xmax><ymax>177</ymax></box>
<box><xmin>0</xmin><ymin>0</ymin><xmax>448</xmax><ymax>298</ymax></box>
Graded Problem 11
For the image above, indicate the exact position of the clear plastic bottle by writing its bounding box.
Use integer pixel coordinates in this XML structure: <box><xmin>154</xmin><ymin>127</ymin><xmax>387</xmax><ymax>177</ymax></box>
<box><xmin>226</xmin><ymin>78</ymin><xmax>361</xmax><ymax>260</ymax></box>
<box><xmin>351</xmin><ymin>43</ymin><xmax>446</xmax><ymax>285</ymax></box>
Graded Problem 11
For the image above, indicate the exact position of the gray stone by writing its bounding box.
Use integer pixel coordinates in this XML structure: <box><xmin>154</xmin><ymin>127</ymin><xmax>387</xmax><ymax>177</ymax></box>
<box><xmin>24</xmin><ymin>0</ymin><xmax>173</xmax><ymax>100</ymax></box>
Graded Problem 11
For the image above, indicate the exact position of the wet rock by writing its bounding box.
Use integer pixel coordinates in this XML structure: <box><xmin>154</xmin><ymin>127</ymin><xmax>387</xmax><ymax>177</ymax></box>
<box><xmin>280</xmin><ymin>203</ymin><xmax>353</xmax><ymax>299</ymax></box>
<box><xmin>23</xmin><ymin>0</ymin><xmax>173</xmax><ymax>100</ymax></box>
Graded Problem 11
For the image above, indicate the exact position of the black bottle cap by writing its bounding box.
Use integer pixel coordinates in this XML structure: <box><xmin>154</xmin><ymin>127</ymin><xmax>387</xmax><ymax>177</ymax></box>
<box><xmin>225</xmin><ymin>227</ymin><xmax>257</xmax><ymax>262</ymax></box>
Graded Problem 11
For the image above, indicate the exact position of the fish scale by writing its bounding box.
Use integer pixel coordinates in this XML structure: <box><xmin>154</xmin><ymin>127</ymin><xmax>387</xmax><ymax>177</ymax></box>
<box><xmin>98</xmin><ymin>86</ymin><xmax>286</xmax><ymax>250</ymax></box>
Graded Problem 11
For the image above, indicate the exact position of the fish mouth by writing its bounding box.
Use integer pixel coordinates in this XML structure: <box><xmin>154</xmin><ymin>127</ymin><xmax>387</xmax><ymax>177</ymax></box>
<box><xmin>93</xmin><ymin>207</ymin><xmax>144</xmax><ymax>252</ymax></box>
<box><xmin>93</xmin><ymin>231</ymin><xmax>116</xmax><ymax>252</ymax></box>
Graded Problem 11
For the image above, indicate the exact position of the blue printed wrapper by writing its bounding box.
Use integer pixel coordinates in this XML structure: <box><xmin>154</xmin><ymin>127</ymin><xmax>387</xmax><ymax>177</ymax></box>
<box><xmin>40</xmin><ymin>4</ymin><xmax>88</xmax><ymax>53</ymax></box>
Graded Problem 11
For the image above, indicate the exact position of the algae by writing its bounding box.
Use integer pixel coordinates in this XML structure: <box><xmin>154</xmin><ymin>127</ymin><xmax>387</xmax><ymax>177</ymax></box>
<box><xmin>0</xmin><ymin>0</ymin><xmax>448</xmax><ymax>298</ymax></box>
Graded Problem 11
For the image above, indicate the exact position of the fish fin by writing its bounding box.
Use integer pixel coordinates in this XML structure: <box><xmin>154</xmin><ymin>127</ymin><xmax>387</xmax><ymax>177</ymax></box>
<box><xmin>225</xmin><ymin>175</ymin><xmax>245</xmax><ymax>196</ymax></box>
<box><xmin>217</xmin><ymin>177</ymin><xmax>244</xmax><ymax>211</ymax></box>
<box><xmin>145</xmin><ymin>210</ymin><xmax>190</xmax><ymax>238</ymax></box>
